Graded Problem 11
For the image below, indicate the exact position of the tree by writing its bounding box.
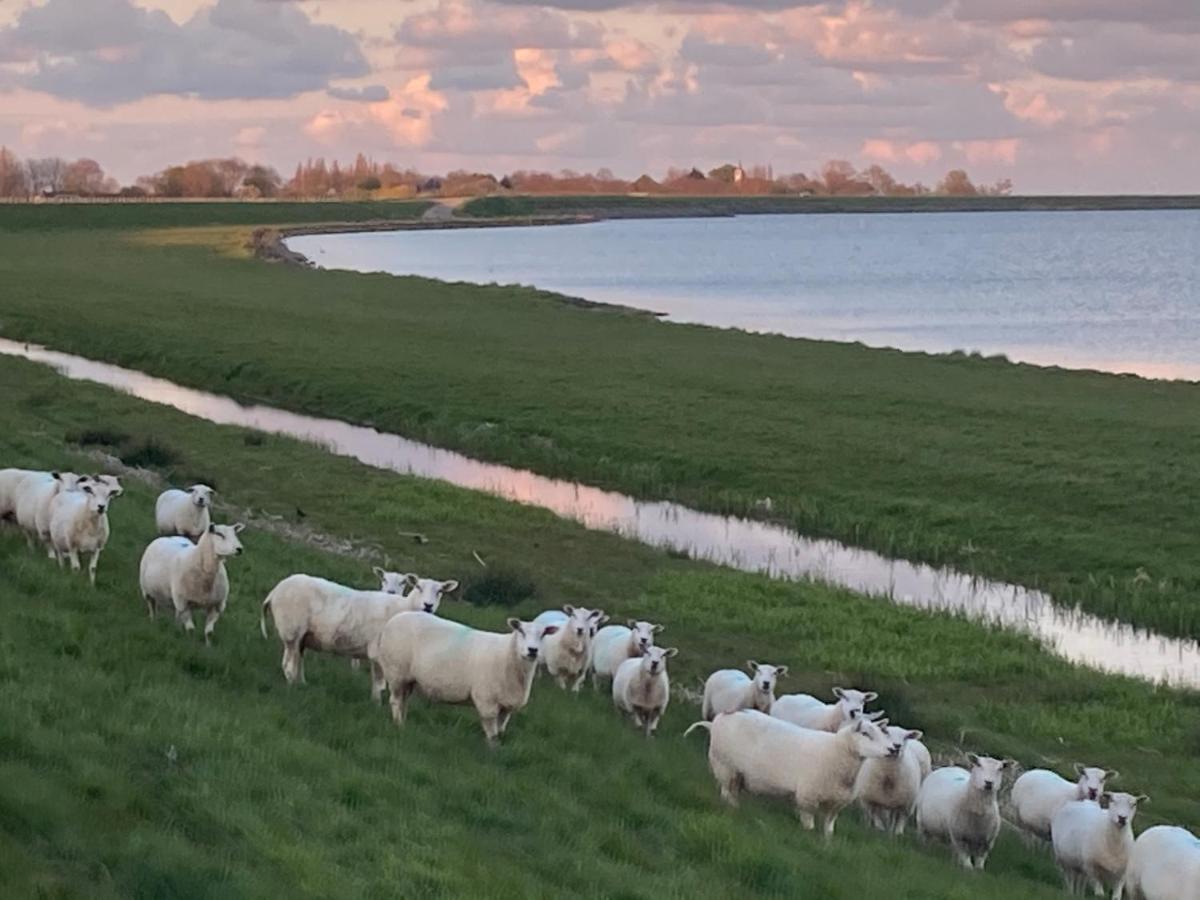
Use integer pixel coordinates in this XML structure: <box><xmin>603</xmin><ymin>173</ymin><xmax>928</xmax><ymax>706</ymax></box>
<box><xmin>938</xmin><ymin>169</ymin><xmax>976</xmax><ymax>196</ymax></box>
<box><xmin>26</xmin><ymin>157</ymin><xmax>67</xmax><ymax>194</ymax></box>
<box><xmin>243</xmin><ymin>164</ymin><xmax>282</xmax><ymax>198</ymax></box>
<box><xmin>0</xmin><ymin>146</ymin><xmax>29</xmax><ymax>197</ymax></box>
<box><xmin>357</xmin><ymin>175</ymin><xmax>381</xmax><ymax>191</ymax></box>
<box><xmin>62</xmin><ymin>158</ymin><xmax>112</xmax><ymax>195</ymax></box>
<box><xmin>863</xmin><ymin>164</ymin><xmax>897</xmax><ymax>196</ymax></box>
<box><xmin>821</xmin><ymin>159</ymin><xmax>857</xmax><ymax>194</ymax></box>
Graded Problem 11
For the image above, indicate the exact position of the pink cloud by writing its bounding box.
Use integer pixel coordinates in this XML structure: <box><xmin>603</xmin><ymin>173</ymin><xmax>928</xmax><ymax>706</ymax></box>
<box><xmin>954</xmin><ymin>138</ymin><xmax>1020</xmax><ymax>164</ymax></box>
<box><xmin>862</xmin><ymin>138</ymin><xmax>942</xmax><ymax>164</ymax></box>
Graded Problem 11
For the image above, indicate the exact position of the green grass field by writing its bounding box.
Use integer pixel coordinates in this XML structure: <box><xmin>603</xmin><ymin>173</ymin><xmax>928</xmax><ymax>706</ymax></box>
<box><xmin>2</xmin><ymin>353</ymin><xmax>1198</xmax><ymax>898</ymax></box>
<box><xmin>1</xmin><ymin>203</ymin><xmax>1198</xmax><ymax>639</ymax></box>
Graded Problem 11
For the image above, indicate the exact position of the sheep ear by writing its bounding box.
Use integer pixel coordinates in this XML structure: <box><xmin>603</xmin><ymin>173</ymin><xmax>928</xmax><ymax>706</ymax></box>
<box><xmin>82</xmin><ymin>484</ymin><xmax>94</xmax><ymax>495</ymax></box>
<box><xmin>562</xmin><ymin>604</ymin><xmax>575</xmax><ymax>615</ymax></box>
<box><xmin>372</xmin><ymin>566</ymin><xmax>386</xmax><ymax>580</ymax></box>
<box><xmin>1106</xmin><ymin>769</ymin><xmax>1120</xmax><ymax>781</ymax></box>
<box><xmin>1099</xmin><ymin>792</ymin><xmax>1112</xmax><ymax>808</ymax></box>
<box><xmin>776</xmin><ymin>666</ymin><xmax>789</xmax><ymax>678</ymax></box>
<box><xmin>233</xmin><ymin>523</ymin><xmax>245</xmax><ymax>534</ymax></box>
<box><xmin>588</xmin><ymin>609</ymin><xmax>605</xmax><ymax>620</ymax></box>
<box><xmin>863</xmin><ymin>691</ymin><xmax>878</xmax><ymax>702</ymax></box>
<box><xmin>865</xmin><ymin>710</ymin><xmax>886</xmax><ymax>722</ymax></box>
<box><xmin>441</xmin><ymin>580</ymin><xmax>459</xmax><ymax>593</ymax></box>
<box><xmin>1135</xmin><ymin>794</ymin><xmax>1149</xmax><ymax>804</ymax></box>
<box><xmin>832</xmin><ymin>687</ymin><xmax>846</xmax><ymax>699</ymax></box>
<box><xmin>664</xmin><ymin>647</ymin><xmax>678</xmax><ymax>658</ymax></box>
<box><xmin>652</xmin><ymin>624</ymin><xmax>664</xmax><ymax>634</ymax></box>
<box><xmin>626</xmin><ymin>619</ymin><xmax>638</xmax><ymax>628</ymax></box>
<box><xmin>52</xmin><ymin>472</ymin><xmax>62</xmax><ymax>481</ymax></box>
<box><xmin>747</xmin><ymin>660</ymin><xmax>759</xmax><ymax>674</ymax></box>
<box><xmin>1003</xmin><ymin>758</ymin><xmax>1017</xmax><ymax>769</ymax></box>
<box><xmin>208</xmin><ymin>523</ymin><xmax>217</xmax><ymax>534</ymax></box>
<box><xmin>541</xmin><ymin>625</ymin><xmax>559</xmax><ymax>636</ymax></box>
<box><xmin>1074</xmin><ymin>762</ymin><xmax>1086</xmax><ymax>776</ymax></box>
<box><xmin>967</xmin><ymin>752</ymin><xmax>981</xmax><ymax>767</ymax></box>
<box><xmin>404</xmin><ymin>573</ymin><xmax>420</xmax><ymax>589</ymax></box>
<box><xmin>507</xmin><ymin>618</ymin><xmax>524</xmax><ymax>634</ymax></box>
<box><xmin>906</xmin><ymin>730</ymin><xmax>923</xmax><ymax>742</ymax></box>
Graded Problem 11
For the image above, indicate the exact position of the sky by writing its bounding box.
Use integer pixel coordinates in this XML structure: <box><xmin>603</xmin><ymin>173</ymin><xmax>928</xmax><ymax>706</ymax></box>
<box><xmin>0</xmin><ymin>0</ymin><xmax>1197</xmax><ymax>193</ymax></box>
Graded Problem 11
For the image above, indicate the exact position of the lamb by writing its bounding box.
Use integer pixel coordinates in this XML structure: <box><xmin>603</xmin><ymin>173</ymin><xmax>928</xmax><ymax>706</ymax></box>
<box><xmin>1011</xmin><ymin>764</ymin><xmax>1114</xmax><ymax>841</ymax></box>
<box><xmin>590</xmin><ymin>620</ymin><xmax>661</xmax><ymax>687</ymax></box>
<box><xmin>855</xmin><ymin>725</ymin><xmax>927</xmax><ymax>835</ymax></box>
<box><xmin>1122</xmin><ymin>825</ymin><xmax>1200</xmax><ymax>900</ymax></box>
<box><xmin>1051</xmin><ymin>792</ymin><xmax>1145</xmax><ymax>897</ymax></box>
<box><xmin>702</xmin><ymin>661</ymin><xmax>787</xmax><ymax>720</ymax></box>
<box><xmin>686</xmin><ymin>710</ymin><xmax>892</xmax><ymax>838</ymax></box>
<box><xmin>260</xmin><ymin>572</ymin><xmax>457</xmax><ymax>685</ymax></box>
<box><xmin>613</xmin><ymin>645</ymin><xmax>677</xmax><ymax>737</ymax></box>
<box><xmin>139</xmin><ymin>523</ymin><xmax>244</xmax><ymax>642</ymax></box>
<box><xmin>48</xmin><ymin>478</ymin><xmax>123</xmax><ymax>585</ymax></box>
<box><xmin>15</xmin><ymin>471</ymin><xmax>88</xmax><ymax>554</ymax></box>
<box><xmin>155</xmin><ymin>484</ymin><xmax>215</xmax><ymax>540</ymax></box>
<box><xmin>916</xmin><ymin>755</ymin><xmax>1012</xmax><ymax>869</ymax></box>
<box><xmin>533</xmin><ymin>605</ymin><xmax>608</xmax><ymax>691</ymax></box>
<box><xmin>368</xmin><ymin>612</ymin><xmax>559</xmax><ymax>745</ymax></box>
<box><xmin>771</xmin><ymin>687</ymin><xmax>878</xmax><ymax>732</ymax></box>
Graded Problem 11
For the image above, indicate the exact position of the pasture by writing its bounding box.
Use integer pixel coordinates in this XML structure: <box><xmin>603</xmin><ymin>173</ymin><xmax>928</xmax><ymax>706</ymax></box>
<box><xmin>1</xmin><ymin>353</ymin><xmax>1198</xmax><ymax>898</ymax></box>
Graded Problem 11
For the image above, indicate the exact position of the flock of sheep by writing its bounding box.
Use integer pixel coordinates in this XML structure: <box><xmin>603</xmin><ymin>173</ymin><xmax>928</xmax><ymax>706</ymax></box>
<box><xmin>2</xmin><ymin>466</ymin><xmax>1198</xmax><ymax>899</ymax></box>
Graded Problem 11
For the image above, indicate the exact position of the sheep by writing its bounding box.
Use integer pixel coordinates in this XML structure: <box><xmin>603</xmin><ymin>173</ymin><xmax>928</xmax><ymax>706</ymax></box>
<box><xmin>1051</xmin><ymin>792</ymin><xmax>1145</xmax><ymax>897</ymax></box>
<box><xmin>533</xmin><ymin>605</ymin><xmax>608</xmax><ymax>691</ymax></box>
<box><xmin>590</xmin><ymin>619</ymin><xmax>661</xmax><ymax>688</ymax></box>
<box><xmin>855</xmin><ymin>725</ymin><xmax>926</xmax><ymax>835</ymax></box>
<box><xmin>139</xmin><ymin>523</ymin><xmax>244</xmax><ymax>644</ymax></box>
<box><xmin>771</xmin><ymin>687</ymin><xmax>878</xmax><ymax>732</ymax></box>
<box><xmin>916</xmin><ymin>755</ymin><xmax>1012</xmax><ymax>869</ymax></box>
<box><xmin>260</xmin><ymin>572</ymin><xmax>457</xmax><ymax>685</ymax></box>
<box><xmin>613</xmin><ymin>645</ymin><xmax>677</xmax><ymax>737</ymax></box>
<box><xmin>48</xmin><ymin>478</ymin><xmax>123</xmax><ymax>585</ymax></box>
<box><xmin>702</xmin><ymin>661</ymin><xmax>788</xmax><ymax>720</ymax></box>
<box><xmin>686</xmin><ymin>710</ymin><xmax>893</xmax><ymax>838</ymax></box>
<box><xmin>0</xmin><ymin>467</ymin><xmax>38</xmax><ymax>521</ymax></box>
<box><xmin>368</xmin><ymin>612</ymin><xmax>559</xmax><ymax>745</ymax></box>
<box><xmin>155</xmin><ymin>484</ymin><xmax>215</xmax><ymax>540</ymax></box>
<box><xmin>1122</xmin><ymin>825</ymin><xmax>1200</xmax><ymax>900</ymax></box>
<box><xmin>1011</xmin><ymin>764</ymin><xmax>1114</xmax><ymax>841</ymax></box>
<box><xmin>15</xmin><ymin>471</ymin><xmax>88</xmax><ymax>554</ymax></box>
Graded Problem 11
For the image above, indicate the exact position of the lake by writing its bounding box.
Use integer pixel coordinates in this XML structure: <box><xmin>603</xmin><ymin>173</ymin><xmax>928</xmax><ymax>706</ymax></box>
<box><xmin>288</xmin><ymin>209</ymin><xmax>1200</xmax><ymax>381</ymax></box>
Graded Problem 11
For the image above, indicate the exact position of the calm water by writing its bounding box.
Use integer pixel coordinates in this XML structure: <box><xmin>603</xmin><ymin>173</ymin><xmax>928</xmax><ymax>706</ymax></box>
<box><xmin>2</xmin><ymin>337</ymin><xmax>1198</xmax><ymax>687</ymax></box>
<box><xmin>289</xmin><ymin>210</ymin><xmax>1200</xmax><ymax>380</ymax></box>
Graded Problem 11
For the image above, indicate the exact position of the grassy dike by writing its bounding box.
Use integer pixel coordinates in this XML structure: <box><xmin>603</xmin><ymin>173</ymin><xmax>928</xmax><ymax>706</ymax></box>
<box><xmin>0</xmin><ymin>203</ymin><xmax>1198</xmax><ymax>642</ymax></box>
<box><xmin>2</xmin><ymin>353</ymin><xmax>1199</xmax><ymax>898</ymax></box>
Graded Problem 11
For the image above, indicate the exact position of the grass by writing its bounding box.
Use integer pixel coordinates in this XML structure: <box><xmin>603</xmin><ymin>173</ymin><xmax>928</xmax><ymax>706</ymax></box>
<box><xmin>459</xmin><ymin>193</ymin><xmax>1200</xmax><ymax>218</ymax></box>
<box><xmin>2</xmin><ymin>353</ymin><xmax>1199</xmax><ymax>898</ymax></box>
<box><xmin>2</xmin><ymin>206</ymin><xmax>1200</xmax><ymax>642</ymax></box>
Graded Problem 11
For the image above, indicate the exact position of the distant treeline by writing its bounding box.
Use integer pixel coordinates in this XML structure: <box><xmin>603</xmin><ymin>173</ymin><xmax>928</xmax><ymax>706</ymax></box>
<box><xmin>0</xmin><ymin>146</ymin><xmax>1013</xmax><ymax>201</ymax></box>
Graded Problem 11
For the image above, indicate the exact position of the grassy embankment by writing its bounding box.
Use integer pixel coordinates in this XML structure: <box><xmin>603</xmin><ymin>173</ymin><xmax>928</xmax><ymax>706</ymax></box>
<box><xmin>459</xmin><ymin>193</ymin><xmax>1200</xmax><ymax>218</ymax></box>
<box><xmin>1</xmin><ymin>203</ymin><xmax>1199</xmax><ymax>641</ymax></box>
<box><xmin>2</xmin><ymin>353</ymin><xmax>1199</xmax><ymax>898</ymax></box>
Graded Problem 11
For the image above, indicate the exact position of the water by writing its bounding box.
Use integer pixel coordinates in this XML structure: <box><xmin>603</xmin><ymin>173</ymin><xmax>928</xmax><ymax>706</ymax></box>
<box><xmin>288</xmin><ymin>210</ymin><xmax>1200</xmax><ymax>381</ymax></box>
<box><xmin>3</xmin><ymin>337</ymin><xmax>1198</xmax><ymax>687</ymax></box>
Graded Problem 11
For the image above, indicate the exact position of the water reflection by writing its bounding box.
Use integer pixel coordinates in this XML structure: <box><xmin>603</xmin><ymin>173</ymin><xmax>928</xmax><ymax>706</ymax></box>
<box><xmin>2</xmin><ymin>337</ymin><xmax>1197</xmax><ymax>688</ymax></box>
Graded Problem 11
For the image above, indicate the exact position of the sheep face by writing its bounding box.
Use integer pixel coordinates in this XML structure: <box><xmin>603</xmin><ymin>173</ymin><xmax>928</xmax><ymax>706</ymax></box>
<box><xmin>94</xmin><ymin>474</ymin><xmax>122</xmax><ymax>493</ymax></box>
<box><xmin>1074</xmin><ymin>764</ymin><xmax>1111</xmax><ymax>802</ymax></box>
<box><xmin>747</xmin><ymin>661</ymin><xmax>787</xmax><ymax>698</ymax></box>
<box><xmin>374</xmin><ymin>569</ymin><xmax>409</xmax><ymax>595</ymax></box>
<box><xmin>626</xmin><ymin>620</ymin><xmax>661</xmax><ymax>654</ymax></box>
<box><xmin>966</xmin><ymin>755</ymin><xmax>1009</xmax><ymax>794</ymax></box>
<box><xmin>508</xmin><ymin>618</ymin><xmax>559</xmax><ymax>662</ymax></box>
<box><xmin>189</xmin><ymin>484</ymin><xmax>214</xmax><ymax>509</ymax></box>
<box><xmin>207</xmin><ymin>523</ymin><xmax>245</xmax><ymax>557</ymax></box>
<box><xmin>883</xmin><ymin>725</ymin><xmax>923</xmax><ymax>758</ymax></box>
<box><xmin>846</xmin><ymin>717</ymin><xmax>893</xmax><ymax>760</ymax></box>
<box><xmin>641</xmin><ymin>646</ymin><xmax>678</xmax><ymax>677</ymax></box>
<box><xmin>79</xmin><ymin>480</ymin><xmax>122</xmax><ymax>515</ymax></box>
<box><xmin>403</xmin><ymin>576</ymin><xmax>459</xmax><ymax>614</ymax></box>
<box><xmin>1101</xmin><ymin>792</ymin><xmax>1145</xmax><ymax>830</ymax></box>
<box><xmin>563</xmin><ymin>606</ymin><xmax>607</xmax><ymax>639</ymax></box>
<box><xmin>54</xmin><ymin>472</ymin><xmax>89</xmax><ymax>491</ymax></box>
<box><xmin>832</xmin><ymin>687</ymin><xmax>878</xmax><ymax>723</ymax></box>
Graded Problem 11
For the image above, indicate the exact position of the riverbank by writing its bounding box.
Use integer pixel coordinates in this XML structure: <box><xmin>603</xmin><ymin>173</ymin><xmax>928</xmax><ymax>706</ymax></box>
<box><xmin>2</xmin><ymin>351</ymin><xmax>1198</xmax><ymax>897</ymax></box>
<box><xmin>1</xmin><ymin>202</ymin><xmax>1198</xmax><ymax>641</ymax></box>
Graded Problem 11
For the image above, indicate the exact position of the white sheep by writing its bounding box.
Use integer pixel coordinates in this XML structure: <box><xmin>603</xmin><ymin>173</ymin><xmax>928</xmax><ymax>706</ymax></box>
<box><xmin>686</xmin><ymin>710</ymin><xmax>893</xmax><ymax>837</ymax></box>
<box><xmin>590</xmin><ymin>619</ymin><xmax>661</xmax><ymax>688</ymax></box>
<box><xmin>1011</xmin><ymin>765</ymin><xmax>1114</xmax><ymax>841</ymax></box>
<box><xmin>15</xmin><ymin>471</ymin><xmax>88</xmax><ymax>554</ymax></box>
<box><xmin>0</xmin><ymin>467</ymin><xmax>38</xmax><ymax>521</ymax></box>
<box><xmin>916</xmin><ymin>755</ymin><xmax>1011</xmax><ymax>869</ymax></box>
<box><xmin>139</xmin><ymin>523</ymin><xmax>244</xmax><ymax>644</ymax></box>
<box><xmin>1052</xmin><ymin>792</ymin><xmax>1145</xmax><ymax>897</ymax></box>
<box><xmin>771</xmin><ymin>687</ymin><xmax>878</xmax><ymax>732</ymax></box>
<box><xmin>613</xmin><ymin>645</ymin><xmax>677</xmax><ymax>737</ymax></box>
<box><xmin>48</xmin><ymin>478</ymin><xmax>123</xmax><ymax>585</ymax></box>
<box><xmin>533</xmin><ymin>605</ymin><xmax>608</xmax><ymax>691</ymax></box>
<box><xmin>1122</xmin><ymin>825</ymin><xmax>1200</xmax><ymax>900</ymax></box>
<box><xmin>855</xmin><ymin>725</ymin><xmax>927</xmax><ymax>835</ymax></box>
<box><xmin>702</xmin><ymin>661</ymin><xmax>787</xmax><ymax>720</ymax></box>
<box><xmin>368</xmin><ymin>612</ymin><xmax>559</xmax><ymax>745</ymax></box>
<box><xmin>155</xmin><ymin>484</ymin><xmax>215</xmax><ymax>540</ymax></box>
<box><xmin>260</xmin><ymin>572</ymin><xmax>457</xmax><ymax>685</ymax></box>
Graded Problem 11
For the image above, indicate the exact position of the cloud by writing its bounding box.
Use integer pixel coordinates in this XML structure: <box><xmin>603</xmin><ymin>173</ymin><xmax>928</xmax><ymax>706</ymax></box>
<box><xmin>0</xmin><ymin>0</ymin><xmax>369</xmax><ymax>106</ymax></box>
<box><xmin>327</xmin><ymin>84</ymin><xmax>391</xmax><ymax>103</ymax></box>
<box><xmin>952</xmin><ymin>0</ymin><xmax>1200</xmax><ymax>30</ymax></box>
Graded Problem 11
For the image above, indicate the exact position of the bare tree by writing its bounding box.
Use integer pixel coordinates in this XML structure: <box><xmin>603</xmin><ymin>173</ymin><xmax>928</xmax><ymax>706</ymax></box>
<box><xmin>26</xmin><ymin>157</ymin><xmax>67</xmax><ymax>194</ymax></box>
<box><xmin>937</xmin><ymin>169</ymin><xmax>977</xmax><ymax>196</ymax></box>
<box><xmin>0</xmin><ymin>146</ymin><xmax>29</xmax><ymax>197</ymax></box>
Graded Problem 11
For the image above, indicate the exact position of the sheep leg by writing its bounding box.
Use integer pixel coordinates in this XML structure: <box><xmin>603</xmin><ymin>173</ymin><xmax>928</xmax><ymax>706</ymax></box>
<box><xmin>87</xmin><ymin>551</ymin><xmax>100</xmax><ymax>586</ymax></box>
<box><xmin>797</xmin><ymin>810</ymin><xmax>816</xmax><ymax>831</ymax></box>
<box><xmin>711</xmin><ymin>759</ymin><xmax>740</xmax><ymax>807</ymax></box>
<box><xmin>67</xmin><ymin>549</ymin><xmax>81</xmax><ymax>572</ymax></box>
<box><xmin>892</xmin><ymin>813</ymin><xmax>907</xmax><ymax>837</ymax></box>
<box><xmin>350</xmin><ymin>658</ymin><xmax>362</xmax><ymax>671</ymax></box>
<box><xmin>569</xmin><ymin>670</ymin><xmax>586</xmax><ymax>693</ymax></box>
<box><xmin>369</xmin><ymin>660</ymin><xmax>387</xmax><ymax>701</ymax></box>
<box><xmin>479</xmin><ymin>714</ymin><xmax>502</xmax><ymax>746</ymax></box>
<box><xmin>203</xmin><ymin>607</ymin><xmax>221</xmax><ymax>645</ymax></box>
<box><xmin>389</xmin><ymin>682</ymin><xmax>414</xmax><ymax>726</ymax></box>
<box><xmin>949</xmin><ymin>838</ymin><xmax>973</xmax><ymax>869</ymax></box>
<box><xmin>820</xmin><ymin>810</ymin><xmax>839</xmax><ymax>840</ymax></box>
<box><xmin>45</xmin><ymin>543</ymin><xmax>57</xmax><ymax>560</ymax></box>
<box><xmin>972</xmin><ymin>851</ymin><xmax>989</xmax><ymax>871</ymax></box>
<box><xmin>496</xmin><ymin>707</ymin><xmax>514</xmax><ymax>736</ymax></box>
<box><xmin>175</xmin><ymin>605</ymin><xmax>195</xmax><ymax>633</ymax></box>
